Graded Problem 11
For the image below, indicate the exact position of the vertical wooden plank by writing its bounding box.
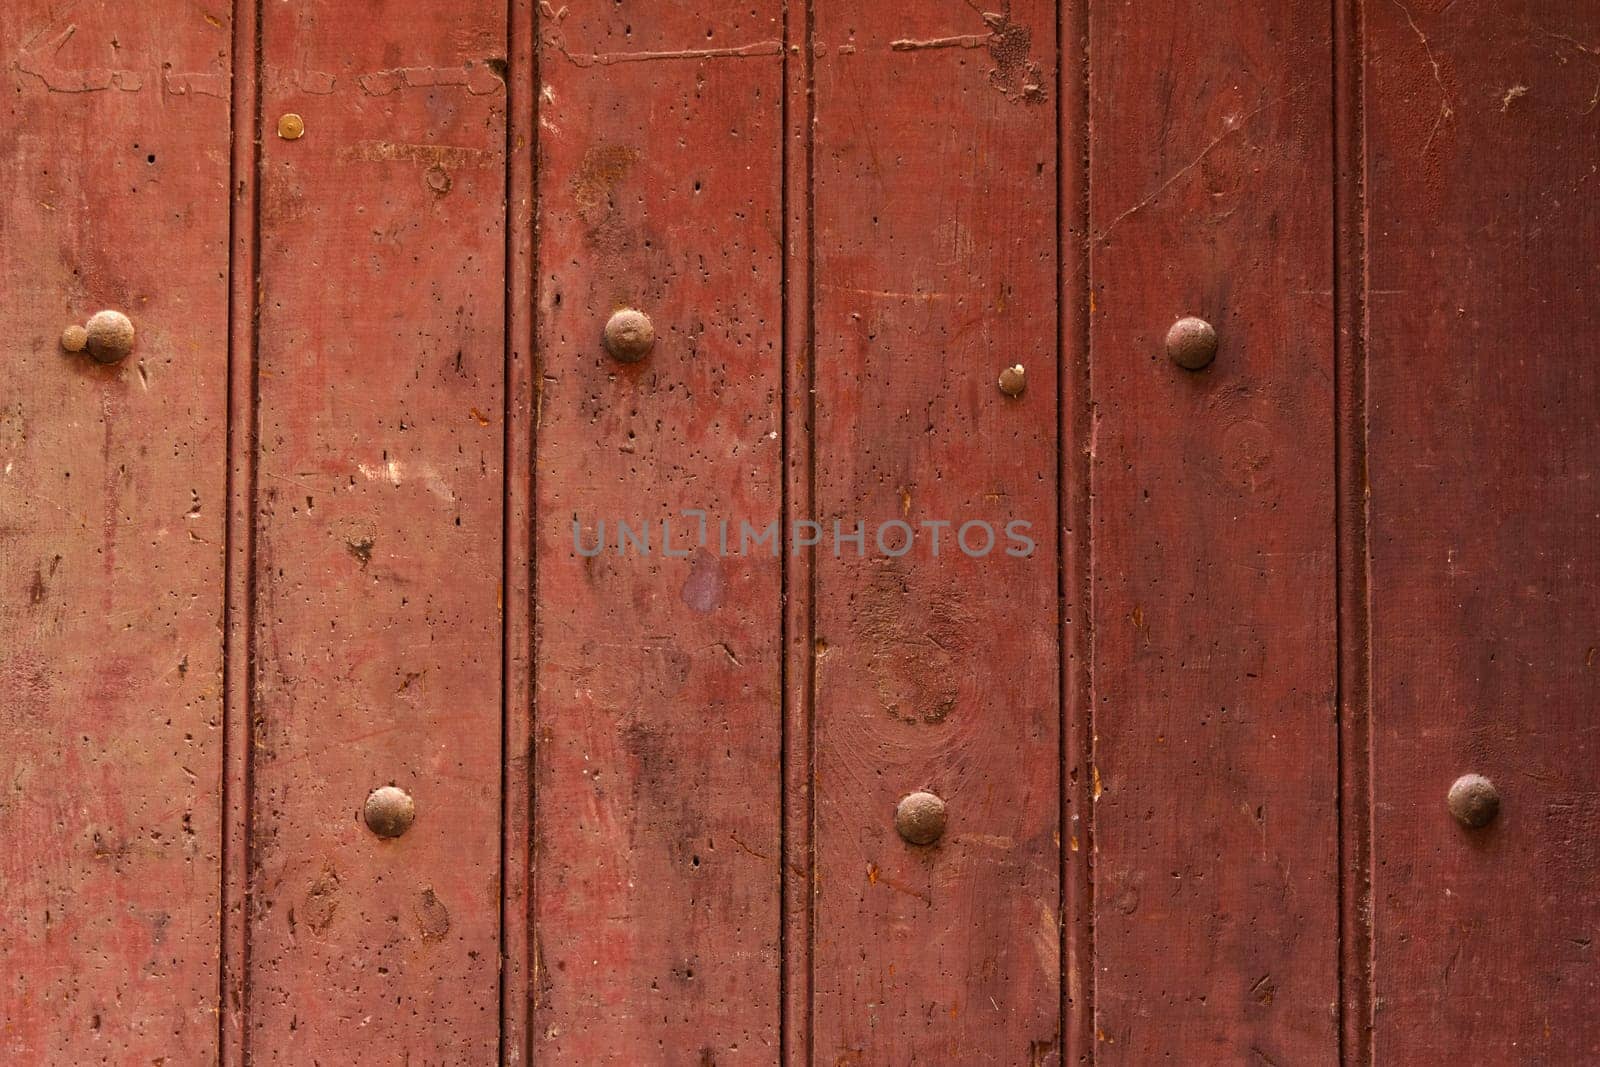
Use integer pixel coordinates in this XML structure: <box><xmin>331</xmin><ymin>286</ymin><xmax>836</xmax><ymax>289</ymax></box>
<box><xmin>1366</xmin><ymin>3</ymin><xmax>1600</xmax><ymax>1062</ymax></box>
<box><xmin>808</xmin><ymin>4</ymin><xmax>1062</xmax><ymax>1062</ymax></box>
<box><xmin>0</xmin><ymin>4</ymin><xmax>230</xmax><ymax>1061</ymax></box>
<box><xmin>248</xmin><ymin>4</ymin><xmax>506</xmax><ymax>1061</ymax></box>
<box><xmin>1088</xmin><ymin>4</ymin><xmax>1338</xmax><ymax>1063</ymax></box>
<box><xmin>531</xmin><ymin>3</ymin><xmax>785</xmax><ymax>1060</ymax></box>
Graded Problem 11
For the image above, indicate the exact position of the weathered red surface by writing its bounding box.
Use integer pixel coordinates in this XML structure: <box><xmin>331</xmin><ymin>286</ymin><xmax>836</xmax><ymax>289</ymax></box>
<box><xmin>531</xmin><ymin>2</ymin><xmax>786</xmax><ymax>1061</ymax></box>
<box><xmin>1365</xmin><ymin>2</ymin><xmax>1600</xmax><ymax>1062</ymax></box>
<box><xmin>246</xmin><ymin>2</ymin><xmax>507</xmax><ymax>1060</ymax></box>
<box><xmin>0</xmin><ymin>3</ymin><xmax>230</xmax><ymax>1060</ymax></box>
<box><xmin>808</xmin><ymin>2</ymin><xmax>1062</xmax><ymax>1062</ymax></box>
<box><xmin>1087</xmin><ymin>2</ymin><xmax>1339</xmax><ymax>1062</ymax></box>
<box><xmin>7</xmin><ymin>3</ymin><xmax>1600</xmax><ymax>1063</ymax></box>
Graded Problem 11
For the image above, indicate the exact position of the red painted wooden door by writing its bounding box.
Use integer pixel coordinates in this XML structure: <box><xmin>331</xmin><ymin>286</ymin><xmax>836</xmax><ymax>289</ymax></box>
<box><xmin>2</xmin><ymin>2</ymin><xmax>1596</xmax><ymax>1065</ymax></box>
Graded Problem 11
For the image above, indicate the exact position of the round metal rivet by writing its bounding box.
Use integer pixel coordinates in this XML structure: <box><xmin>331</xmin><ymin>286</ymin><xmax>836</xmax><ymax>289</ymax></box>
<box><xmin>277</xmin><ymin>113</ymin><xmax>306</xmax><ymax>140</ymax></box>
<box><xmin>1165</xmin><ymin>315</ymin><xmax>1218</xmax><ymax>370</ymax></box>
<box><xmin>1447</xmin><ymin>773</ymin><xmax>1500</xmax><ymax>828</ymax></box>
<box><xmin>895</xmin><ymin>790</ymin><xmax>947</xmax><ymax>846</ymax></box>
<box><xmin>603</xmin><ymin>308</ymin><xmax>655</xmax><ymax>363</ymax></box>
<box><xmin>83</xmin><ymin>310</ymin><xmax>135</xmax><ymax>364</ymax></box>
<box><xmin>60</xmin><ymin>324</ymin><xmax>88</xmax><ymax>353</ymax></box>
<box><xmin>998</xmin><ymin>364</ymin><xmax>1026</xmax><ymax>397</ymax></box>
<box><xmin>364</xmin><ymin>785</ymin><xmax>416</xmax><ymax>839</ymax></box>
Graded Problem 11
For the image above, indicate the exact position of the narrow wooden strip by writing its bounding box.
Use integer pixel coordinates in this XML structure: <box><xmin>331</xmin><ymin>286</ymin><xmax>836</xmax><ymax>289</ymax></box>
<box><xmin>1332</xmin><ymin>0</ymin><xmax>1373</xmax><ymax>1061</ymax></box>
<box><xmin>781</xmin><ymin>2</ymin><xmax>817</xmax><ymax>1064</ymax></box>
<box><xmin>500</xmin><ymin>0</ymin><xmax>537</xmax><ymax>1062</ymax></box>
<box><xmin>1060</xmin><ymin>1</ymin><xmax>1095</xmax><ymax>1062</ymax></box>
<box><xmin>222</xmin><ymin>0</ymin><xmax>262</xmax><ymax>1061</ymax></box>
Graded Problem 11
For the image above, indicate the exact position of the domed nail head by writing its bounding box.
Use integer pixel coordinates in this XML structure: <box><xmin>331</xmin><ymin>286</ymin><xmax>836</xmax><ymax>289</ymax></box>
<box><xmin>364</xmin><ymin>785</ymin><xmax>416</xmax><ymax>839</ymax></box>
<box><xmin>895</xmin><ymin>791</ymin><xmax>948</xmax><ymax>846</ymax></box>
<box><xmin>603</xmin><ymin>308</ymin><xmax>655</xmax><ymax>363</ymax></box>
<box><xmin>998</xmin><ymin>364</ymin><xmax>1026</xmax><ymax>397</ymax></box>
<box><xmin>83</xmin><ymin>310</ymin><xmax>135</xmax><ymax>364</ymax></box>
<box><xmin>1165</xmin><ymin>315</ymin><xmax>1218</xmax><ymax>370</ymax></box>
<box><xmin>1448</xmin><ymin>773</ymin><xmax>1500</xmax><ymax>828</ymax></box>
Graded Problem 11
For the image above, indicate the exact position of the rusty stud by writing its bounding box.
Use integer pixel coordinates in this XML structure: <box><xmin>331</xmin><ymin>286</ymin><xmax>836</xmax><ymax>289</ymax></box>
<box><xmin>1447</xmin><ymin>773</ymin><xmax>1500</xmax><ymax>828</ymax></box>
<box><xmin>997</xmin><ymin>364</ymin><xmax>1026</xmax><ymax>397</ymax></box>
<box><xmin>277</xmin><ymin>113</ymin><xmax>305</xmax><ymax>140</ymax></box>
<box><xmin>603</xmin><ymin>308</ymin><xmax>655</xmax><ymax>363</ymax></box>
<box><xmin>83</xmin><ymin>310</ymin><xmax>135</xmax><ymax>364</ymax></box>
<box><xmin>60</xmin><ymin>324</ymin><xmax>88</xmax><ymax>354</ymax></box>
<box><xmin>363</xmin><ymin>785</ymin><xmax>416</xmax><ymax>839</ymax></box>
<box><xmin>1165</xmin><ymin>315</ymin><xmax>1218</xmax><ymax>370</ymax></box>
<box><xmin>895</xmin><ymin>790</ymin><xmax>948</xmax><ymax>846</ymax></box>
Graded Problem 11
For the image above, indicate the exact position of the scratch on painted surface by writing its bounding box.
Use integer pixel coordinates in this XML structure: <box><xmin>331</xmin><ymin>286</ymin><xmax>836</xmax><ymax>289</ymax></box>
<box><xmin>1391</xmin><ymin>0</ymin><xmax>1455</xmax><ymax>158</ymax></box>
<box><xmin>891</xmin><ymin>33</ymin><xmax>989</xmax><ymax>53</ymax></box>
<box><xmin>264</xmin><ymin>65</ymin><xmax>337</xmax><ymax>94</ymax></box>
<box><xmin>1092</xmin><ymin>86</ymin><xmax>1308</xmax><ymax>245</ymax></box>
<box><xmin>1537</xmin><ymin>28</ymin><xmax>1600</xmax><ymax>115</ymax></box>
<box><xmin>538</xmin><ymin>1</ymin><xmax>779</xmax><ymax>67</ymax></box>
<box><xmin>549</xmin><ymin>38</ymin><xmax>782</xmax><ymax>68</ymax></box>
<box><xmin>864</xmin><ymin>863</ymin><xmax>933</xmax><ymax>906</ymax></box>
<box><xmin>891</xmin><ymin>3</ymin><xmax>1045</xmax><ymax>103</ymax></box>
<box><xmin>16</xmin><ymin>23</ymin><xmax>142</xmax><ymax>93</ymax></box>
<box><xmin>818</xmin><ymin>282</ymin><xmax>965</xmax><ymax>302</ymax></box>
<box><xmin>162</xmin><ymin>69</ymin><xmax>227</xmax><ymax>99</ymax></box>
<box><xmin>259</xmin><ymin>63</ymin><xmax>501</xmax><ymax>97</ymax></box>
<box><xmin>358</xmin><ymin>60</ymin><xmax>504</xmax><ymax>96</ymax></box>
<box><xmin>345</xmin><ymin>140</ymin><xmax>497</xmax><ymax>169</ymax></box>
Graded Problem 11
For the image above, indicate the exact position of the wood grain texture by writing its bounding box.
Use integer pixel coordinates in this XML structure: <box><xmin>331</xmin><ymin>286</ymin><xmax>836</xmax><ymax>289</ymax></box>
<box><xmin>1332</xmin><ymin>0</ymin><xmax>1372</xmax><ymax>1060</ymax></box>
<box><xmin>221</xmin><ymin>0</ymin><xmax>260</xmax><ymax>1058</ymax></box>
<box><xmin>1366</xmin><ymin>2</ymin><xmax>1600</xmax><ymax>1062</ymax></box>
<box><xmin>16</xmin><ymin>4</ymin><xmax>1600</xmax><ymax>1061</ymax></box>
<box><xmin>808</xmin><ymin>3</ymin><xmax>1062</xmax><ymax>1061</ymax></box>
<box><xmin>1087</xmin><ymin>3</ymin><xmax>1338</xmax><ymax>1062</ymax></box>
<box><xmin>1059</xmin><ymin>2</ymin><xmax>1094</xmax><ymax>1061</ymax></box>
<box><xmin>247</xmin><ymin>3</ymin><xmax>506</xmax><ymax>1060</ymax></box>
<box><xmin>501</xmin><ymin>0</ymin><xmax>537</xmax><ymax>1062</ymax></box>
<box><xmin>0</xmin><ymin>4</ymin><xmax>230</xmax><ymax>1061</ymax></box>
<box><xmin>781</xmin><ymin>2</ymin><xmax>816</xmax><ymax>1063</ymax></box>
<box><xmin>531</xmin><ymin>2</ymin><xmax>785</xmax><ymax>1060</ymax></box>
